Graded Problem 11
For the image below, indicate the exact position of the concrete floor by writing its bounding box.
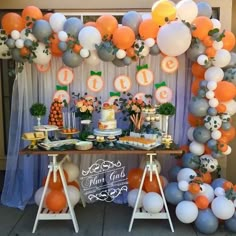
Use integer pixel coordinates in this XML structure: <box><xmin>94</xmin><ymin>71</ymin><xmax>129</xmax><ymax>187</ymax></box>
<box><xmin>0</xmin><ymin>201</ymin><xmax>233</xmax><ymax>236</ymax></box>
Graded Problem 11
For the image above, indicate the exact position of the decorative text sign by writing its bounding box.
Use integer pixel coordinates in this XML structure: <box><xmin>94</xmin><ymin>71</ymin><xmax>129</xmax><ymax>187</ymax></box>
<box><xmin>161</xmin><ymin>56</ymin><xmax>179</xmax><ymax>73</ymax></box>
<box><xmin>36</xmin><ymin>62</ymin><xmax>51</xmax><ymax>72</ymax></box>
<box><xmin>57</xmin><ymin>67</ymin><xmax>74</xmax><ymax>85</ymax></box>
<box><xmin>114</xmin><ymin>75</ymin><xmax>131</xmax><ymax>92</ymax></box>
<box><xmin>80</xmin><ymin>159</ymin><xmax>128</xmax><ymax>202</ymax></box>
<box><xmin>53</xmin><ymin>90</ymin><xmax>70</xmax><ymax>104</ymax></box>
<box><xmin>136</xmin><ymin>68</ymin><xmax>154</xmax><ymax>86</ymax></box>
<box><xmin>87</xmin><ymin>75</ymin><xmax>104</xmax><ymax>92</ymax></box>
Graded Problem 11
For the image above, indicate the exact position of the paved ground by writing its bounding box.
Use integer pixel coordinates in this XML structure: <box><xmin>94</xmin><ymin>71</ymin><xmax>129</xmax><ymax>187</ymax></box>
<box><xmin>0</xmin><ymin>201</ymin><xmax>233</xmax><ymax>236</ymax></box>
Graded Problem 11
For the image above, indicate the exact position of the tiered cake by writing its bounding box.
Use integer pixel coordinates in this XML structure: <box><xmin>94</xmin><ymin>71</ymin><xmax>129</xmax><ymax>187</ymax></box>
<box><xmin>94</xmin><ymin>103</ymin><xmax>122</xmax><ymax>137</ymax></box>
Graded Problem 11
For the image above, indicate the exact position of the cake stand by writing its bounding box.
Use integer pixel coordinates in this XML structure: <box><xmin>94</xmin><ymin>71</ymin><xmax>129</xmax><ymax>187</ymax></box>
<box><xmin>60</xmin><ymin>131</ymin><xmax>79</xmax><ymax>139</ymax></box>
<box><xmin>34</xmin><ymin>125</ymin><xmax>59</xmax><ymax>143</ymax></box>
<box><xmin>93</xmin><ymin>128</ymin><xmax>122</xmax><ymax>137</ymax></box>
<box><xmin>22</xmin><ymin>137</ymin><xmax>44</xmax><ymax>149</ymax></box>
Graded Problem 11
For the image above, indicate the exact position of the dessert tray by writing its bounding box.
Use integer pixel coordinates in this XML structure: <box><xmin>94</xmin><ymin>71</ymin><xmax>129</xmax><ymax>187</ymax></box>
<box><xmin>117</xmin><ymin>139</ymin><xmax>161</xmax><ymax>150</ymax></box>
<box><xmin>93</xmin><ymin>128</ymin><xmax>122</xmax><ymax>137</ymax></box>
<box><xmin>37</xmin><ymin>139</ymin><xmax>78</xmax><ymax>150</ymax></box>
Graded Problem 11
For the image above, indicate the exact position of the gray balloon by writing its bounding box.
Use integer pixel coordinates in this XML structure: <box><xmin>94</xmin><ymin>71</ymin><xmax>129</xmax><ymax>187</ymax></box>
<box><xmin>123</xmin><ymin>56</ymin><xmax>132</xmax><ymax>65</ymax></box>
<box><xmin>183</xmin><ymin>191</ymin><xmax>194</xmax><ymax>201</ymax></box>
<box><xmin>189</xmin><ymin>97</ymin><xmax>209</xmax><ymax>117</ymax></box>
<box><xmin>63</xmin><ymin>17</ymin><xmax>83</xmax><ymax>38</ymax></box>
<box><xmin>224</xmin><ymin>68</ymin><xmax>236</xmax><ymax>86</ymax></box>
<box><xmin>182</xmin><ymin>152</ymin><xmax>200</xmax><ymax>169</ymax></box>
<box><xmin>6</xmin><ymin>38</ymin><xmax>15</xmax><ymax>49</ymax></box>
<box><xmin>24</xmin><ymin>39</ymin><xmax>33</xmax><ymax>48</ymax></box>
<box><xmin>197</xmin><ymin>2</ymin><xmax>213</xmax><ymax>18</ymax></box>
<box><xmin>62</xmin><ymin>50</ymin><xmax>83</xmax><ymax>68</ymax></box>
<box><xmin>221</xmin><ymin>121</ymin><xmax>231</xmax><ymax>131</ymax></box>
<box><xmin>32</xmin><ymin>20</ymin><xmax>52</xmax><ymax>42</ymax></box>
<box><xmin>164</xmin><ymin>182</ymin><xmax>184</xmax><ymax>205</ymax></box>
<box><xmin>198</xmin><ymin>89</ymin><xmax>206</xmax><ymax>98</ymax></box>
<box><xmin>149</xmin><ymin>44</ymin><xmax>160</xmax><ymax>55</ymax></box>
<box><xmin>58</xmin><ymin>42</ymin><xmax>68</xmax><ymax>52</ymax></box>
<box><xmin>225</xmin><ymin>212</ymin><xmax>236</xmax><ymax>233</ymax></box>
<box><xmin>207</xmin><ymin>107</ymin><xmax>217</xmax><ymax>116</ymax></box>
<box><xmin>194</xmin><ymin>209</ymin><xmax>218</xmax><ymax>234</ymax></box>
<box><xmin>95</xmin><ymin>42</ymin><xmax>116</xmax><ymax>62</ymax></box>
<box><xmin>168</xmin><ymin>166</ymin><xmax>181</xmax><ymax>182</ymax></box>
<box><xmin>122</xmin><ymin>11</ymin><xmax>142</xmax><ymax>36</ymax></box>
<box><xmin>187</xmin><ymin>40</ymin><xmax>206</xmax><ymax>62</ymax></box>
<box><xmin>207</xmin><ymin>139</ymin><xmax>217</xmax><ymax>150</ymax></box>
<box><xmin>193</xmin><ymin>126</ymin><xmax>211</xmax><ymax>144</ymax></box>
<box><xmin>112</xmin><ymin>57</ymin><xmax>126</xmax><ymax>67</ymax></box>
<box><xmin>11</xmin><ymin>48</ymin><xmax>26</xmax><ymax>62</ymax></box>
<box><xmin>200</xmin><ymin>80</ymin><xmax>208</xmax><ymax>88</ymax></box>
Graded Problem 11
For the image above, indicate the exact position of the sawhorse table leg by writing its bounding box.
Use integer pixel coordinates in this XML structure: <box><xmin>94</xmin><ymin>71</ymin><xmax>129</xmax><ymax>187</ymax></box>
<box><xmin>128</xmin><ymin>153</ymin><xmax>174</xmax><ymax>233</ymax></box>
<box><xmin>32</xmin><ymin>154</ymin><xmax>79</xmax><ymax>233</ymax></box>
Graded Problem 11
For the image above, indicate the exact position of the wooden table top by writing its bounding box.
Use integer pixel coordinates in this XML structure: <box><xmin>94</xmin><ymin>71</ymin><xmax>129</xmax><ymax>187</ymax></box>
<box><xmin>19</xmin><ymin>147</ymin><xmax>183</xmax><ymax>156</ymax></box>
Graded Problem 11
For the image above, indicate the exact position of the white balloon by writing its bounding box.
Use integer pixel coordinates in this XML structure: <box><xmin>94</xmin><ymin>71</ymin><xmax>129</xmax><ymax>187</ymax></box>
<box><xmin>200</xmin><ymin>155</ymin><xmax>218</xmax><ymax>172</ymax></box>
<box><xmin>58</xmin><ymin>31</ymin><xmax>68</xmax><ymax>42</ymax></box>
<box><xmin>189</xmin><ymin>141</ymin><xmax>205</xmax><ymax>156</ymax></box>
<box><xmin>157</xmin><ymin>21</ymin><xmax>192</xmax><ymax>57</ymax></box>
<box><xmin>211</xmin><ymin>196</ymin><xmax>235</xmax><ymax>220</ymax></box>
<box><xmin>211</xmin><ymin>19</ymin><xmax>221</xmax><ymax>30</ymax></box>
<box><xmin>197</xmin><ymin>54</ymin><xmax>208</xmax><ymax>66</ymax></box>
<box><xmin>204</xmin><ymin>66</ymin><xmax>224</xmax><ymax>82</ymax></box>
<box><xmin>176</xmin><ymin>0</ymin><xmax>198</xmax><ymax>23</ymax></box>
<box><xmin>176</xmin><ymin>201</ymin><xmax>198</xmax><ymax>223</ymax></box>
<box><xmin>205</xmin><ymin>90</ymin><xmax>215</xmax><ymax>99</ymax></box>
<box><xmin>127</xmin><ymin>189</ymin><xmax>146</xmax><ymax>208</ymax></box>
<box><xmin>222</xmin><ymin>100</ymin><xmax>236</xmax><ymax>116</ymax></box>
<box><xmin>208</xmin><ymin>98</ymin><xmax>219</xmax><ymax>108</ymax></box>
<box><xmin>143</xmin><ymin>192</ymin><xmax>164</xmax><ymax>213</ymax></box>
<box><xmin>214</xmin><ymin>187</ymin><xmax>225</xmax><ymax>197</ymax></box>
<box><xmin>212</xmin><ymin>49</ymin><xmax>231</xmax><ymax>68</ymax></box>
<box><xmin>116</xmin><ymin>49</ymin><xmax>126</xmax><ymax>59</ymax></box>
<box><xmin>187</xmin><ymin>127</ymin><xmax>195</xmax><ymax>141</ymax></box>
<box><xmin>15</xmin><ymin>39</ymin><xmax>24</xmax><ymax>49</ymax></box>
<box><xmin>34</xmin><ymin>187</ymin><xmax>49</xmax><ymax>207</ymax></box>
<box><xmin>80</xmin><ymin>48</ymin><xmax>90</xmax><ymax>58</ymax></box>
<box><xmin>11</xmin><ymin>30</ymin><xmax>20</xmax><ymax>40</ymax></box>
<box><xmin>65</xmin><ymin>186</ymin><xmax>80</xmax><ymax>206</ymax></box>
<box><xmin>49</xmin><ymin>13</ymin><xmax>66</xmax><ymax>32</ymax></box>
<box><xmin>33</xmin><ymin>42</ymin><xmax>52</xmax><ymax>65</ymax></box>
<box><xmin>211</xmin><ymin>130</ymin><xmax>222</xmax><ymax>140</ymax></box>
<box><xmin>84</xmin><ymin>50</ymin><xmax>101</xmax><ymax>66</ymax></box>
<box><xmin>178</xmin><ymin>180</ymin><xmax>189</xmax><ymax>191</ymax></box>
<box><xmin>177</xmin><ymin>168</ymin><xmax>197</xmax><ymax>182</ymax></box>
<box><xmin>207</xmin><ymin>81</ymin><xmax>217</xmax><ymax>91</ymax></box>
<box><xmin>144</xmin><ymin>38</ymin><xmax>155</xmax><ymax>48</ymax></box>
<box><xmin>62</xmin><ymin>161</ymin><xmax>80</xmax><ymax>182</ymax></box>
<box><xmin>79</xmin><ymin>26</ymin><xmax>102</xmax><ymax>50</ymax></box>
<box><xmin>204</xmin><ymin>115</ymin><xmax>222</xmax><ymax>131</ymax></box>
<box><xmin>213</xmin><ymin>41</ymin><xmax>223</xmax><ymax>50</ymax></box>
<box><xmin>20</xmin><ymin>29</ymin><xmax>37</xmax><ymax>41</ymax></box>
<box><xmin>140</xmin><ymin>158</ymin><xmax>161</xmax><ymax>174</ymax></box>
<box><xmin>222</xmin><ymin>145</ymin><xmax>232</xmax><ymax>155</ymax></box>
<box><xmin>195</xmin><ymin>183</ymin><xmax>215</xmax><ymax>202</ymax></box>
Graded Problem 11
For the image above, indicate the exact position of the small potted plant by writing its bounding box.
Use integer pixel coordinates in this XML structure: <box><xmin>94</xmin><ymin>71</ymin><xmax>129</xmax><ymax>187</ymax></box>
<box><xmin>158</xmin><ymin>102</ymin><xmax>176</xmax><ymax>134</ymax></box>
<box><xmin>30</xmin><ymin>103</ymin><xmax>47</xmax><ymax>126</ymax></box>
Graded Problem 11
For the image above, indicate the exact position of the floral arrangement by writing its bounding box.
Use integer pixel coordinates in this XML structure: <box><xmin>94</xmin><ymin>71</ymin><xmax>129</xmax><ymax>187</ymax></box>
<box><xmin>72</xmin><ymin>92</ymin><xmax>101</xmax><ymax>120</ymax></box>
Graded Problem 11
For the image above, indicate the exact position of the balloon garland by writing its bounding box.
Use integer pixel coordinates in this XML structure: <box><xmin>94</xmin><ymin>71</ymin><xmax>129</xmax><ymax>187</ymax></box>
<box><xmin>1</xmin><ymin>0</ymin><xmax>236</xmax><ymax>234</ymax></box>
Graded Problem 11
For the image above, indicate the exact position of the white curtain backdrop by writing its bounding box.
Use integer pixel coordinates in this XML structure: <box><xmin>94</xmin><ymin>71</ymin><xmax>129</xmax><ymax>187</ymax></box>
<box><xmin>1</xmin><ymin>54</ymin><xmax>193</xmax><ymax>209</ymax></box>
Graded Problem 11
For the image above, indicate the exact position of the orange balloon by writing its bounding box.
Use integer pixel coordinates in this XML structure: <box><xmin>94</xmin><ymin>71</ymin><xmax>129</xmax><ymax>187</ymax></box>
<box><xmin>73</xmin><ymin>44</ymin><xmax>82</xmax><ymax>53</ymax></box>
<box><xmin>192</xmin><ymin>16</ymin><xmax>213</xmax><ymax>40</ymax></box>
<box><xmin>201</xmin><ymin>172</ymin><xmax>212</xmax><ymax>184</ymax></box>
<box><xmin>143</xmin><ymin>175</ymin><xmax>164</xmax><ymax>193</ymax></box>
<box><xmin>217</xmin><ymin>141</ymin><xmax>228</xmax><ymax>152</ymax></box>
<box><xmin>128</xmin><ymin>168</ymin><xmax>143</xmax><ymax>189</ymax></box>
<box><xmin>45</xmin><ymin>190</ymin><xmax>67</xmax><ymax>212</ymax></box>
<box><xmin>204</xmin><ymin>144</ymin><xmax>212</xmax><ymax>155</ymax></box>
<box><xmin>48</xmin><ymin>170</ymin><xmax>68</xmax><ymax>190</ymax></box>
<box><xmin>22</xmin><ymin>6</ymin><xmax>43</xmax><ymax>27</ymax></box>
<box><xmin>222</xmin><ymin>31</ymin><xmax>236</xmax><ymax>51</ymax></box>
<box><xmin>1</xmin><ymin>12</ymin><xmax>24</xmax><ymax>35</ymax></box>
<box><xmin>191</xmin><ymin>62</ymin><xmax>206</xmax><ymax>79</ymax></box>
<box><xmin>84</xmin><ymin>21</ymin><xmax>97</xmax><ymax>27</ymax></box>
<box><xmin>205</xmin><ymin>47</ymin><xmax>216</xmax><ymax>58</ymax></box>
<box><xmin>191</xmin><ymin>78</ymin><xmax>201</xmax><ymax>96</ymax></box>
<box><xmin>188</xmin><ymin>182</ymin><xmax>200</xmax><ymax>194</ymax></box>
<box><xmin>96</xmin><ymin>15</ymin><xmax>118</xmax><ymax>40</ymax></box>
<box><xmin>218</xmin><ymin>136</ymin><xmax>229</xmax><ymax>144</ymax></box>
<box><xmin>50</xmin><ymin>33</ymin><xmax>63</xmax><ymax>57</ymax></box>
<box><xmin>20</xmin><ymin>47</ymin><xmax>30</xmax><ymax>56</ymax></box>
<box><xmin>220</xmin><ymin>126</ymin><xmax>236</xmax><ymax>143</ymax></box>
<box><xmin>43</xmin><ymin>12</ymin><xmax>53</xmax><ymax>22</ymax></box>
<box><xmin>112</xmin><ymin>26</ymin><xmax>135</xmax><ymax>50</ymax></box>
<box><xmin>202</xmin><ymin>35</ymin><xmax>213</xmax><ymax>47</ymax></box>
<box><xmin>214</xmin><ymin>81</ymin><xmax>236</xmax><ymax>102</ymax></box>
<box><xmin>223</xmin><ymin>181</ymin><xmax>233</xmax><ymax>191</ymax></box>
<box><xmin>195</xmin><ymin>195</ymin><xmax>209</xmax><ymax>209</ymax></box>
<box><xmin>126</xmin><ymin>47</ymin><xmax>136</xmax><ymax>58</ymax></box>
<box><xmin>216</xmin><ymin>103</ymin><xmax>226</xmax><ymax>113</ymax></box>
<box><xmin>138</xmin><ymin>19</ymin><xmax>160</xmax><ymax>40</ymax></box>
<box><xmin>68</xmin><ymin>180</ymin><xmax>80</xmax><ymax>190</ymax></box>
<box><xmin>188</xmin><ymin>113</ymin><xmax>204</xmax><ymax>127</ymax></box>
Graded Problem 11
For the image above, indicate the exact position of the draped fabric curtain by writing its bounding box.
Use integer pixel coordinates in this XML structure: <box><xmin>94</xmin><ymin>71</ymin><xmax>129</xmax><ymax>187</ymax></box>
<box><xmin>1</xmin><ymin>54</ymin><xmax>192</xmax><ymax>209</ymax></box>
